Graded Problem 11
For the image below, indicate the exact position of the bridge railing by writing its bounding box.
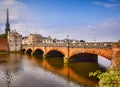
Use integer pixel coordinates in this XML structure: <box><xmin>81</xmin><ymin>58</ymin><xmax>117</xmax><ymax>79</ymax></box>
<box><xmin>69</xmin><ymin>42</ymin><xmax>112</xmax><ymax>48</ymax></box>
<box><xmin>22</xmin><ymin>42</ymin><xmax>113</xmax><ymax>49</ymax></box>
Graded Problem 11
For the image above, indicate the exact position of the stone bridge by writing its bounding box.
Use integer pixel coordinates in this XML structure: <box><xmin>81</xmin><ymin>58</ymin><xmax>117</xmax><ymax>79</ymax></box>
<box><xmin>22</xmin><ymin>42</ymin><xmax>120</xmax><ymax>67</ymax></box>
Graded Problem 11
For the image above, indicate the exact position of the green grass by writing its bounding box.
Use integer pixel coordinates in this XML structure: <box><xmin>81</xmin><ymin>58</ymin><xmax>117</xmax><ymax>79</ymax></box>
<box><xmin>0</xmin><ymin>33</ymin><xmax>6</xmax><ymax>38</ymax></box>
<box><xmin>0</xmin><ymin>51</ymin><xmax>10</xmax><ymax>54</ymax></box>
<box><xmin>0</xmin><ymin>51</ymin><xmax>23</xmax><ymax>54</ymax></box>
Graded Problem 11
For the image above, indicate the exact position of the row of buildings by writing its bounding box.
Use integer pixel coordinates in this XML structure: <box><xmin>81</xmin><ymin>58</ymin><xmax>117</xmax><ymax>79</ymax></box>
<box><xmin>3</xmin><ymin>9</ymin><xmax>83</xmax><ymax>52</ymax></box>
<box><xmin>22</xmin><ymin>33</ymin><xmax>80</xmax><ymax>45</ymax></box>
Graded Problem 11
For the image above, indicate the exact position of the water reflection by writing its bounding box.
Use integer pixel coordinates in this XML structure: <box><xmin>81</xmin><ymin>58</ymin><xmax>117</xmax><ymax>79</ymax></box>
<box><xmin>0</xmin><ymin>54</ymin><xmax>22</xmax><ymax>87</ymax></box>
<box><xmin>0</xmin><ymin>54</ymin><xmax>79</xmax><ymax>87</ymax></box>
<box><xmin>0</xmin><ymin>54</ymin><xmax>106</xmax><ymax>87</ymax></box>
<box><xmin>28</xmin><ymin>55</ymin><xmax>102</xmax><ymax>87</ymax></box>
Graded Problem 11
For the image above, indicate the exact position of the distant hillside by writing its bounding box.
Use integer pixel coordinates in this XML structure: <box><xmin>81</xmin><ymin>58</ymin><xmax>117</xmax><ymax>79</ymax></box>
<box><xmin>0</xmin><ymin>37</ymin><xmax>8</xmax><ymax>51</ymax></box>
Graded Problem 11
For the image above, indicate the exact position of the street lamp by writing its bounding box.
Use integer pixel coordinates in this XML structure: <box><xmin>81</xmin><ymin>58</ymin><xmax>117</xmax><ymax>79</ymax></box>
<box><xmin>67</xmin><ymin>35</ymin><xmax>69</xmax><ymax>57</ymax></box>
<box><xmin>14</xmin><ymin>35</ymin><xmax>17</xmax><ymax>52</ymax></box>
<box><xmin>94</xmin><ymin>37</ymin><xmax>96</xmax><ymax>42</ymax></box>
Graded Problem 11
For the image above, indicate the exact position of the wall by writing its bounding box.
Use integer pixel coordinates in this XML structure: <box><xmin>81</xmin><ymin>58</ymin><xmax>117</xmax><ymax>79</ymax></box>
<box><xmin>0</xmin><ymin>37</ymin><xmax>8</xmax><ymax>51</ymax></box>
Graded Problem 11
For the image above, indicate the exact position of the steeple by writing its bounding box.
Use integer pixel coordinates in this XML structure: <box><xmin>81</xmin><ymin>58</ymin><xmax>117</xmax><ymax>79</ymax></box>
<box><xmin>5</xmin><ymin>8</ymin><xmax>10</xmax><ymax>35</ymax></box>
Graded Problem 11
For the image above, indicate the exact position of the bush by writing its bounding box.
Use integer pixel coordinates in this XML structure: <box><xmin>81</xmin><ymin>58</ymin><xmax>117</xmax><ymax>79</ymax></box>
<box><xmin>89</xmin><ymin>65</ymin><xmax>120</xmax><ymax>87</ymax></box>
<box><xmin>0</xmin><ymin>34</ymin><xmax>6</xmax><ymax>38</ymax></box>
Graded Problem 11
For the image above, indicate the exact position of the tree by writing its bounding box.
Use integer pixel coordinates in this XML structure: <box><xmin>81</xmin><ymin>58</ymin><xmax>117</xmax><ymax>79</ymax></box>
<box><xmin>89</xmin><ymin>65</ymin><xmax>120</xmax><ymax>87</ymax></box>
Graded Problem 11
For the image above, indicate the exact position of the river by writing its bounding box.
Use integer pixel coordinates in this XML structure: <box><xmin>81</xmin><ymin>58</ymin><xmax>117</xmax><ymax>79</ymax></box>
<box><xmin>0</xmin><ymin>53</ymin><xmax>110</xmax><ymax>87</ymax></box>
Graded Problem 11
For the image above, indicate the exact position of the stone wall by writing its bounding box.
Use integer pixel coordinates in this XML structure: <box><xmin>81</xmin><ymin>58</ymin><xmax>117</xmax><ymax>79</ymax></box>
<box><xmin>111</xmin><ymin>42</ymin><xmax>120</xmax><ymax>67</ymax></box>
<box><xmin>0</xmin><ymin>37</ymin><xmax>8</xmax><ymax>51</ymax></box>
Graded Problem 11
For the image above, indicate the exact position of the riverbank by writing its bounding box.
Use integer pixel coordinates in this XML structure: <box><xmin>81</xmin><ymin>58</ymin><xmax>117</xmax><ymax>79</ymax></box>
<box><xmin>0</xmin><ymin>51</ymin><xmax>23</xmax><ymax>54</ymax></box>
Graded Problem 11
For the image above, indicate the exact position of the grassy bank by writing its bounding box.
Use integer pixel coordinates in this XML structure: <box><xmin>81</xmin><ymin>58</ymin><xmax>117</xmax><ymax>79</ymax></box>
<box><xmin>0</xmin><ymin>51</ymin><xmax>23</xmax><ymax>54</ymax></box>
<box><xmin>0</xmin><ymin>51</ymin><xmax>10</xmax><ymax>54</ymax></box>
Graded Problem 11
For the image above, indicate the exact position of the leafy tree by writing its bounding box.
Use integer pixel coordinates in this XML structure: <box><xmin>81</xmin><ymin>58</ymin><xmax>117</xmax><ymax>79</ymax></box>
<box><xmin>89</xmin><ymin>65</ymin><xmax>120</xmax><ymax>87</ymax></box>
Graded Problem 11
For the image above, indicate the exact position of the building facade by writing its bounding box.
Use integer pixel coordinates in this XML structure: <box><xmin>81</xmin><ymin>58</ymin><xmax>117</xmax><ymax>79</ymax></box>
<box><xmin>42</xmin><ymin>36</ymin><xmax>53</xmax><ymax>44</ymax></box>
<box><xmin>8</xmin><ymin>30</ymin><xmax>22</xmax><ymax>51</ymax></box>
<box><xmin>5</xmin><ymin>9</ymin><xmax>22</xmax><ymax>52</ymax></box>
<box><xmin>27</xmin><ymin>33</ymin><xmax>43</xmax><ymax>45</ymax></box>
<box><xmin>22</xmin><ymin>36</ymin><xmax>28</xmax><ymax>45</ymax></box>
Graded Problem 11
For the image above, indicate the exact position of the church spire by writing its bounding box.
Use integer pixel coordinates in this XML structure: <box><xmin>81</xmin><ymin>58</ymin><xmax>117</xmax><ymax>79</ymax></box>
<box><xmin>5</xmin><ymin>8</ymin><xmax>10</xmax><ymax>35</ymax></box>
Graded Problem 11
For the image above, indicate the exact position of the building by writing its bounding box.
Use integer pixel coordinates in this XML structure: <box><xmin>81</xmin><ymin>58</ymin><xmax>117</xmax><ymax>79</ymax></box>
<box><xmin>22</xmin><ymin>36</ymin><xmax>28</xmax><ymax>45</ymax></box>
<box><xmin>8</xmin><ymin>30</ymin><xmax>22</xmax><ymax>51</ymax></box>
<box><xmin>5</xmin><ymin>9</ymin><xmax>22</xmax><ymax>51</ymax></box>
<box><xmin>5</xmin><ymin>9</ymin><xmax>10</xmax><ymax>36</ymax></box>
<box><xmin>27</xmin><ymin>33</ymin><xmax>43</xmax><ymax>45</ymax></box>
<box><xmin>0</xmin><ymin>37</ymin><xmax>8</xmax><ymax>51</ymax></box>
<box><xmin>42</xmin><ymin>36</ymin><xmax>53</xmax><ymax>44</ymax></box>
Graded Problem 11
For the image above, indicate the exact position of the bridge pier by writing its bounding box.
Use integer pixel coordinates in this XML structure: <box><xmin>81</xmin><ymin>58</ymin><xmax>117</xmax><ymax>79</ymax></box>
<box><xmin>111</xmin><ymin>42</ymin><xmax>120</xmax><ymax>68</ymax></box>
<box><xmin>31</xmin><ymin>52</ymin><xmax>34</xmax><ymax>55</ymax></box>
<box><xmin>64</xmin><ymin>56</ymin><xmax>69</xmax><ymax>64</ymax></box>
<box><xmin>43</xmin><ymin>53</ymin><xmax>46</xmax><ymax>58</ymax></box>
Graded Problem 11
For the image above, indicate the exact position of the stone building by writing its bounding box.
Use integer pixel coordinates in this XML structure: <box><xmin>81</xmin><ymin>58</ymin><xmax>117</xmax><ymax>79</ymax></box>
<box><xmin>5</xmin><ymin>9</ymin><xmax>22</xmax><ymax>52</ymax></box>
<box><xmin>42</xmin><ymin>36</ymin><xmax>53</xmax><ymax>44</ymax></box>
<box><xmin>22</xmin><ymin>36</ymin><xmax>28</xmax><ymax>45</ymax></box>
<box><xmin>8</xmin><ymin>30</ymin><xmax>22</xmax><ymax>51</ymax></box>
<box><xmin>27</xmin><ymin>33</ymin><xmax>43</xmax><ymax>45</ymax></box>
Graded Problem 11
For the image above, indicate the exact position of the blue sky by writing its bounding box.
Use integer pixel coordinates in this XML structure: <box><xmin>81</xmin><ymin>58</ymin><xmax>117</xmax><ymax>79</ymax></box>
<box><xmin>0</xmin><ymin>0</ymin><xmax>120</xmax><ymax>41</ymax></box>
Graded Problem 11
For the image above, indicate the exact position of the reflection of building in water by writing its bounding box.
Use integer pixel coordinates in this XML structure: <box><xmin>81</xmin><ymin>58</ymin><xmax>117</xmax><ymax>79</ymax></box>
<box><xmin>6</xmin><ymin>54</ymin><xmax>22</xmax><ymax>74</ymax></box>
<box><xmin>4</xmin><ymin>54</ymin><xmax>22</xmax><ymax>87</ymax></box>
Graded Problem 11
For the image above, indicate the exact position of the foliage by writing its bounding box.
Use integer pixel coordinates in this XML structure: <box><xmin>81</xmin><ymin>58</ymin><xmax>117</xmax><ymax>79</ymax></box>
<box><xmin>0</xmin><ymin>33</ymin><xmax>6</xmax><ymax>38</ymax></box>
<box><xmin>89</xmin><ymin>66</ymin><xmax>120</xmax><ymax>87</ymax></box>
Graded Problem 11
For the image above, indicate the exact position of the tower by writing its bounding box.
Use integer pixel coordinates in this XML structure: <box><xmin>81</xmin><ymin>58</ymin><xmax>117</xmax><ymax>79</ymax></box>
<box><xmin>5</xmin><ymin>8</ymin><xmax>10</xmax><ymax>35</ymax></box>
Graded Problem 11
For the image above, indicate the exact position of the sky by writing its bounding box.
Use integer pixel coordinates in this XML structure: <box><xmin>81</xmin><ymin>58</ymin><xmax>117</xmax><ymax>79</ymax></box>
<box><xmin>0</xmin><ymin>0</ymin><xmax>120</xmax><ymax>42</ymax></box>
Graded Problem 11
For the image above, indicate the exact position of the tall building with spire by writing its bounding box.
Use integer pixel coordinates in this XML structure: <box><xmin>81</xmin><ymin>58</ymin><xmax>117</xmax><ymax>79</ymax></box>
<box><xmin>4</xmin><ymin>9</ymin><xmax>22</xmax><ymax>51</ymax></box>
<box><xmin>5</xmin><ymin>8</ymin><xmax>10</xmax><ymax>35</ymax></box>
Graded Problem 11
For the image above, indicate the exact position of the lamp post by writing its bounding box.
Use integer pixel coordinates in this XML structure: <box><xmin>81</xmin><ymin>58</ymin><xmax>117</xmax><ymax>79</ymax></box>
<box><xmin>43</xmin><ymin>39</ymin><xmax>47</xmax><ymax>58</ymax></box>
<box><xmin>67</xmin><ymin>35</ymin><xmax>70</xmax><ymax>57</ymax></box>
<box><xmin>64</xmin><ymin>35</ymin><xmax>69</xmax><ymax>64</ymax></box>
<box><xmin>94</xmin><ymin>37</ymin><xmax>96</xmax><ymax>42</ymax></box>
<box><xmin>32</xmin><ymin>36</ymin><xmax>34</xmax><ymax>50</ymax></box>
<box><xmin>14</xmin><ymin>35</ymin><xmax>17</xmax><ymax>52</ymax></box>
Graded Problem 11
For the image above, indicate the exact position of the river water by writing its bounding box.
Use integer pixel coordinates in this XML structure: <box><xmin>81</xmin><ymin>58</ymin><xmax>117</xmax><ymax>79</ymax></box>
<box><xmin>0</xmin><ymin>54</ymin><xmax>109</xmax><ymax>87</ymax></box>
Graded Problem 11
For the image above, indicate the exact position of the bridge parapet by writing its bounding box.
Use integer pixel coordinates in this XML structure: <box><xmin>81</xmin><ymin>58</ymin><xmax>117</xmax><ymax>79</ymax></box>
<box><xmin>22</xmin><ymin>42</ymin><xmax>113</xmax><ymax>48</ymax></box>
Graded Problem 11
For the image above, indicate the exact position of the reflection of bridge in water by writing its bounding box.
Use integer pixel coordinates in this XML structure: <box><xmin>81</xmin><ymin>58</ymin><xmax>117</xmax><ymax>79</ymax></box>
<box><xmin>22</xmin><ymin>42</ymin><xmax>120</xmax><ymax>67</ymax></box>
<box><xmin>25</xmin><ymin>55</ymin><xmax>100</xmax><ymax>86</ymax></box>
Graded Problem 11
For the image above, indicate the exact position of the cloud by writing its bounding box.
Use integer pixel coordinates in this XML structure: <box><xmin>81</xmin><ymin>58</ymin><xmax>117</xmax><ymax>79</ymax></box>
<box><xmin>45</xmin><ymin>16</ymin><xmax>120</xmax><ymax>42</ymax></box>
<box><xmin>91</xmin><ymin>1</ymin><xmax>120</xmax><ymax>8</ymax></box>
<box><xmin>0</xmin><ymin>0</ymin><xmax>43</xmax><ymax>36</ymax></box>
<box><xmin>0</xmin><ymin>0</ymin><xmax>119</xmax><ymax>42</ymax></box>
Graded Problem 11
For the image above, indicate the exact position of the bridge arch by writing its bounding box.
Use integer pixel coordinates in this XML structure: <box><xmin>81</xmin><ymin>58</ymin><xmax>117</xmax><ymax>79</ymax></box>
<box><xmin>69</xmin><ymin>53</ymin><xmax>98</xmax><ymax>63</ymax></box>
<box><xmin>22</xmin><ymin>49</ymin><xmax>26</xmax><ymax>53</ymax></box>
<box><xmin>33</xmin><ymin>49</ymin><xmax>44</xmax><ymax>55</ymax></box>
<box><xmin>69</xmin><ymin>48</ymin><xmax>112</xmax><ymax>61</ymax></box>
<box><xmin>26</xmin><ymin>49</ymin><xmax>32</xmax><ymax>55</ymax></box>
<box><xmin>46</xmin><ymin>50</ymin><xmax>65</xmax><ymax>58</ymax></box>
<box><xmin>70</xmin><ymin>52</ymin><xmax>111</xmax><ymax>60</ymax></box>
